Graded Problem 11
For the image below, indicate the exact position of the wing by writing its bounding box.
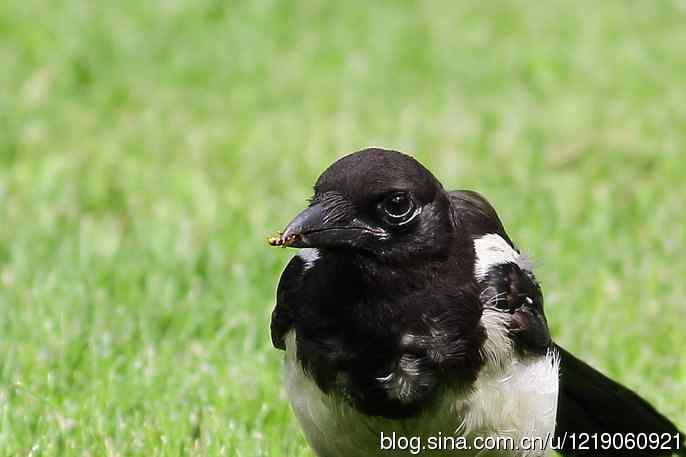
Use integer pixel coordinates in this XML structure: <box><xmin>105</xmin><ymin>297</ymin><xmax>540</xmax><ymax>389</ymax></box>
<box><xmin>450</xmin><ymin>190</ymin><xmax>685</xmax><ymax>456</ymax></box>
<box><xmin>271</xmin><ymin>254</ymin><xmax>307</xmax><ymax>350</ymax></box>
<box><xmin>448</xmin><ymin>189</ymin><xmax>514</xmax><ymax>246</ymax></box>
<box><xmin>451</xmin><ymin>189</ymin><xmax>552</xmax><ymax>355</ymax></box>
<box><xmin>555</xmin><ymin>344</ymin><xmax>685</xmax><ymax>456</ymax></box>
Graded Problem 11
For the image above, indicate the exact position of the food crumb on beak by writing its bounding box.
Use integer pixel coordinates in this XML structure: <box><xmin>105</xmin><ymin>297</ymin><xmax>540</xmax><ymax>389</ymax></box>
<box><xmin>267</xmin><ymin>235</ymin><xmax>285</xmax><ymax>246</ymax></box>
<box><xmin>267</xmin><ymin>234</ymin><xmax>298</xmax><ymax>247</ymax></box>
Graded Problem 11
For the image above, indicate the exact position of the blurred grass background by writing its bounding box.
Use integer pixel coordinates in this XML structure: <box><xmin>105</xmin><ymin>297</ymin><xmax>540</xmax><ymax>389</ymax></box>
<box><xmin>1</xmin><ymin>0</ymin><xmax>685</xmax><ymax>455</ymax></box>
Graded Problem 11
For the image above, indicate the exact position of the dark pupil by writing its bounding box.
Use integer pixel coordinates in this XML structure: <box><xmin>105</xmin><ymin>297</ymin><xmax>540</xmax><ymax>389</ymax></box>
<box><xmin>386</xmin><ymin>194</ymin><xmax>411</xmax><ymax>217</ymax></box>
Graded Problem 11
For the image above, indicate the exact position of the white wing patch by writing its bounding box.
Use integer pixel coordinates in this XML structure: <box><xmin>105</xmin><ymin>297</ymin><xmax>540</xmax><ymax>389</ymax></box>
<box><xmin>469</xmin><ymin>233</ymin><xmax>558</xmax><ymax>455</ymax></box>
<box><xmin>473</xmin><ymin>233</ymin><xmax>533</xmax><ymax>280</ymax></box>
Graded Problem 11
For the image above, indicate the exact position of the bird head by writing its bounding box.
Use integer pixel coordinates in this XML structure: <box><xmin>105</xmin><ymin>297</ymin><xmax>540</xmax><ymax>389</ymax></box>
<box><xmin>269</xmin><ymin>148</ymin><xmax>456</xmax><ymax>263</ymax></box>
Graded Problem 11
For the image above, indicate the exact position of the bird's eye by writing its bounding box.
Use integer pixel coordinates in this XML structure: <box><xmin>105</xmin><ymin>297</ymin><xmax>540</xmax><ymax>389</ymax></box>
<box><xmin>380</xmin><ymin>192</ymin><xmax>417</xmax><ymax>224</ymax></box>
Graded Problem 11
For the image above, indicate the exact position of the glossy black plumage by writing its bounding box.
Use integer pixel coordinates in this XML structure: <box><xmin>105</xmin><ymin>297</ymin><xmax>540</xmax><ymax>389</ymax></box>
<box><xmin>271</xmin><ymin>202</ymin><xmax>485</xmax><ymax>416</ymax></box>
<box><xmin>555</xmin><ymin>345</ymin><xmax>685</xmax><ymax>456</ymax></box>
<box><xmin>270</xmin><ymin>148</ymin><xmax>684</xmax><ymax>456</ymax></box>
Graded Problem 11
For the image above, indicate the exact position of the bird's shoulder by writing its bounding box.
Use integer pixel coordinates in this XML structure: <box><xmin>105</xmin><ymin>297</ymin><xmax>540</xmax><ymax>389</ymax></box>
<box><xmin>271</xmin><ymin>249</ymin><xmax>319</xmax><ymax>350</ymax></box>
<box><xmin>271</xmin><ymin>248</ymin><xmax>361</xmax><ymax>351</ymax></box>
<box><xmin>448</xmin><ymin>189</ymin><xmax>514</xmax><ymax>246</ymax></box>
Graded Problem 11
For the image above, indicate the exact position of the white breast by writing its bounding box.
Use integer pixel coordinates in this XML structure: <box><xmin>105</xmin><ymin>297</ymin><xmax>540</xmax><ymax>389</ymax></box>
<box><xmin>284</xmin><ymin>331</ymin><xmax>559</xmax><ymax>457</ymax></box>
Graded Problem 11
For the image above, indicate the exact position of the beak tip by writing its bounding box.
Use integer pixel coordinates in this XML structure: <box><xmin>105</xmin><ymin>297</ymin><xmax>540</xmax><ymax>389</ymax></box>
<box><xmin>267</xmin><ymin>233</ymin><xmax>300</xmax><ymax>248</ymax></box>
<box><xmin>270</xmin><ymin>203</ymin><xmax>324</xmax><ymax>249</ymax></box>
<box><xmin>267</xmin><ymin>235</ymin><xmax>284</xmax><ymax>247</ymax></box>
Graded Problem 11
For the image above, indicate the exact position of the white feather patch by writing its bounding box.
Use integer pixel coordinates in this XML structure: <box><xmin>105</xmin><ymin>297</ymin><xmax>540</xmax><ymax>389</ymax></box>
<box><xmin>473</xmin><ymin>234</ymin><xmax>533</xmax><ymax>280</ymax></box>
<box><xmin>284</xmin><ymin>331</ymin><xmax>559</xmax><ymax>457</ymax></box>
<box><xmin>297</xmin><ymin>248</ymin><xmax>320</xmax><ymax>270</ymax></box>
<box><xmin>479</xmin><ymin>308</ymin><xmax>514</xmax><ymax>370</ymax></box>
<box><xmin>460</xmin><ymin>350</ymin><xmax>560</xmax><ymax>455</ymax></box>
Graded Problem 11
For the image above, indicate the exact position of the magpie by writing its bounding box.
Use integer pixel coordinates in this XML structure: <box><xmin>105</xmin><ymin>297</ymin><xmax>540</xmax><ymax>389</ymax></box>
<box><xmin>268</xmin><ymin>148</ymin><xmax>684</xmax><ymax>457</ymax></box>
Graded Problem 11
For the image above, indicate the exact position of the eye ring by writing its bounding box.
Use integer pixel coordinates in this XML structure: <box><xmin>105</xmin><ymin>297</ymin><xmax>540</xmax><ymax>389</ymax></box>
<box><xmin>380</xmin><ymin>192</ymin><xmax>418</xmax><ymax>225</ymax></box>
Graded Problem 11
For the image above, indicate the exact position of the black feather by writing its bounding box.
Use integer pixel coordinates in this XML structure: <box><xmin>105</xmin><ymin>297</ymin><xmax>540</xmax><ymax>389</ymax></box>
<box><xmin>555</xmin><ymin>344</ymin><xmax>685</xmax><ymax>456</ymax></box>
<box><xmin>269</xmin><ymin>149</ymin><xmax>684</xmax><ymax>454</ymax></box>
<box><xmin>271</xmin><ymin>255</ymin><xmax>306</xmax><ymax>350</ymax></box>
<box><xmin>448</xmin><ymin>189</ymin><xmax>514</xmax><ymax>246</ymax></box>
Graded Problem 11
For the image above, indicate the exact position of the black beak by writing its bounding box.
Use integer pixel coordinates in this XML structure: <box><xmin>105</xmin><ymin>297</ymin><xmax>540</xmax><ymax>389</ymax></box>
<box><xmin>268</xmin><ymin>202</ymin><xmax>388</xmax><ymax>249</ymax></box>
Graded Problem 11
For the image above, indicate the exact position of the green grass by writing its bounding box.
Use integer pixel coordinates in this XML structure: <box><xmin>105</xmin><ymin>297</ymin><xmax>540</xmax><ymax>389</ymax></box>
<box><xmin>1</xmin><ymin>0</ymin><xmax>685</xmax><ymax>455</ymax></box>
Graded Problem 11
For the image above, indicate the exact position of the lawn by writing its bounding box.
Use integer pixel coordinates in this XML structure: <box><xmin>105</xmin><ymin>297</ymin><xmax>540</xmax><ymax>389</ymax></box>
<box><xmin>1</xmin><ymin>0</ymin><xmax>685</xmax><ymax>455</ymax></box>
